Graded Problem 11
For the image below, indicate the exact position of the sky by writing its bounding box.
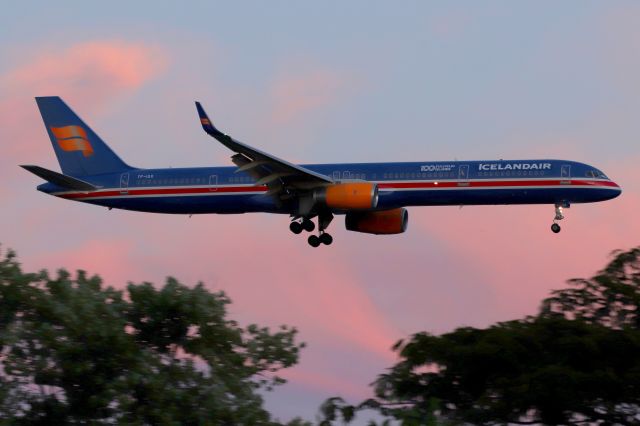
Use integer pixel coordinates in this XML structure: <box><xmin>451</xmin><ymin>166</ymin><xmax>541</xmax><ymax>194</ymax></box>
<box><xmin>1</xmin><ymin>1</ymin><xmax>640</xmax><ymax>423</ymax></box>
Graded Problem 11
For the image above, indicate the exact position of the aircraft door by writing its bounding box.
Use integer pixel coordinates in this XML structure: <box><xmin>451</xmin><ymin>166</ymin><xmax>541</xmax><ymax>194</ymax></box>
<box><xmin>120</xmin><ymin>172</ymin><xmax>129</xmax><ymax>194</ymax></box>
<box><xmin>561</xmin><ymin>165</ymin><xmax>571</xmax><ymax>184</ymax></box>
<box><xmin>208</xmin><ymin>175</ymin><xmax>218</xmax><ymax>192</ymax></box>
<box><xmin>458</xmin><ymin>164</ymin><xmax>470</xmax><ymax>187</ymax></box>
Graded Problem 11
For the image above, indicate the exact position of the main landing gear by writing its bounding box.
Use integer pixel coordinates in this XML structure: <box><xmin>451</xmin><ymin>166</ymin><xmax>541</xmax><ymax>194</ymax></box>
<box><xmin>289</xmin><ymin>218</ymin><xmax>315</xmax><ymax>234</ymax></box>
<box><xmin>307</xmin><ymin>233</ymin><xmax>333</xmax><ymax>247</ymax></box>
<box><xmin>551</xmin><ymin>204</ymin><xmax>566</xmax><ymax>234</ymax></box>
<box><xmin>290</xmin><ymin>213</ymin><xmax>334</xmax><ymax>247</ymax></box>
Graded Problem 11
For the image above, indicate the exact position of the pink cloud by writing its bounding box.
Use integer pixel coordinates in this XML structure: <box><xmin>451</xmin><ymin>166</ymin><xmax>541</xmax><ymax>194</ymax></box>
<box><xmin>127</xmin><ymin>213</ymin><xmax>400</xmax><ymax>360</ymax></box>
<box><xmin>0</xmin><ymin>40</ymin><xmax>168</xmax><ymax>175</ymax></box>
<box><xmin>280</xmin><ymin>368</ymin><xmax>372</xmax><ymax>401</ymax></box>
<box><xmin>269</xmin><ymin>69</ymin><xmax>346</xmax><ymax>125</ymax></box>
<box><xmin>2</xmin><ymin>40</ymin><xmax>167</xmax><ymax>107</ymax></box>
<box><xmin>28</xmin><ymin>238</ymin><xmax>141</xmax><ymax>286</ymax></box>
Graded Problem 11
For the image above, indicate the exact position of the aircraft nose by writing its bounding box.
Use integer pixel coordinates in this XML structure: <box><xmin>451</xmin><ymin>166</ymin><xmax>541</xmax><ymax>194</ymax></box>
<box><xmin>610</xmin><ymin>181</ymin><xmax>622</xmax><ymax>198</ymax></box>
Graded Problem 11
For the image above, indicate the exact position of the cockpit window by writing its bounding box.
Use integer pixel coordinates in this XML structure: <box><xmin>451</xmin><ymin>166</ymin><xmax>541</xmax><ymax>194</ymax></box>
<box><xmin>586</xmin><ymin>169</ymin><xmax>608</xmax><ymax>179</ymax></box>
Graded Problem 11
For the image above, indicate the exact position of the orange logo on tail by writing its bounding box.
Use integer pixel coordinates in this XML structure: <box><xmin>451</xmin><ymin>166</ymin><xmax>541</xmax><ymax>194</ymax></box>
<box><xmin>50</xmin><ymin>126</ymin><xmax>94</xmax><ymax>157</ymax></box>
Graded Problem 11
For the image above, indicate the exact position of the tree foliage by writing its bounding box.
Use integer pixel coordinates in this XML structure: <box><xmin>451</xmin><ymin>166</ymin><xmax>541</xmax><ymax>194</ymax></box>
<box><xmin>322</xmin><ymin>247</ymin><xmax>640</xmax><ymax>425</ymax></box>
<box><xmin>0</xmin><ymin>246</ymin><xmax>305</xmax><ymax>425</ymax></box>
<box><xmin>541</xmin><ymin>247</ymin><xmax>640</xmax><ymax>329</ymax></box>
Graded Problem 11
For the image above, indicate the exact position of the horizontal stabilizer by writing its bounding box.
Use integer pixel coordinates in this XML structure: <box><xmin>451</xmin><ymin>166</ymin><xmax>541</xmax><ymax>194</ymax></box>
<box><xmin>20</xmin><ymin>165</ymin><xmax>98</xmax><ymax>191</ymax></box>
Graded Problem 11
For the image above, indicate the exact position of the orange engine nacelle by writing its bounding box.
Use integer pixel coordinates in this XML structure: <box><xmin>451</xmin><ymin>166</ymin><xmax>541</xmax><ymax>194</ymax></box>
<box><xmin>315</xmin><ymin>183</ymin><xmax>378</xmax><ymax>210</ymax></box>
<box><xmin>345</xmin><ymin>208</ymin><xmax>409</xmax><ymax>235</ymax></box>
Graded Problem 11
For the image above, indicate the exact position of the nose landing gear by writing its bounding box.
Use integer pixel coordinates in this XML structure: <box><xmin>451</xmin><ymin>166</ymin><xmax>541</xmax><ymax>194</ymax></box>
<box><xmin>551</xmin><ymin>204</ymin><xmax>566</xmax><ymax>233</ymax></box>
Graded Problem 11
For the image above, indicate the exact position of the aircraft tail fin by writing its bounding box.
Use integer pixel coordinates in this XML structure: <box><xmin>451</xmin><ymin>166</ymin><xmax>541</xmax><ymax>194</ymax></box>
<box><xmin>35</xmin><ymin>96</ymin><xmax>134</xmax><ymax>177</ymax></box>
<box><xmin>20</xmin><ymin>165</ymin><xmax>98</xmax><ymax>191</ymax></box>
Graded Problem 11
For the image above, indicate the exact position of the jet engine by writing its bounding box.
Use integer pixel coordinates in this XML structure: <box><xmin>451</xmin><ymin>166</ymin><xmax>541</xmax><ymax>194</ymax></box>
<box><xmin>315</xmin><ymin>183</ymin><xmax>378</xmax><ymax>210</ymax></box>
<box><xmin>345</xmin><ymin>208</ymin><xmax>408</xmax><ymax>235</ymax></box>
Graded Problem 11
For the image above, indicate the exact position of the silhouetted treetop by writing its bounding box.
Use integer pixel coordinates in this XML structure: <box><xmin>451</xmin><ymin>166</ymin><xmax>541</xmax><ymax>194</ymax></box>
<box><xmin>541</xmin><ymin>247</ymin><xmax>640</xmax><ymax>329</ymax></box>
<box><xmin>0</xmin><ymin>246</ymin><xmax>306</xmax><ymax>425</ymax></box>
<box><xmin>320</xmin><ymin>246</ymin><xmax>640</xmax><ymax>425</ymax></box>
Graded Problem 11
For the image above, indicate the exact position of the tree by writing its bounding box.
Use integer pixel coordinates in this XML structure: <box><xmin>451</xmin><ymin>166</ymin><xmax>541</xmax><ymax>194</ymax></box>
<box><xmin>541</xmin><ymin>247</ymin><xmax>640</xmax><ymax>329</ymax></box>
<box><xmin>321</xmin><ymin>247</ymin><xmax>640</xmax><ymax>425</ymax></box>
<box><xmin>370</xmin><ymin>317</ymin><xmax>640</xmax><ymax>425</ymax></box>
<box><xmin>0</xmin><ymin>246</ymin><xmax>305</xmax><ymax>425</ymax></box>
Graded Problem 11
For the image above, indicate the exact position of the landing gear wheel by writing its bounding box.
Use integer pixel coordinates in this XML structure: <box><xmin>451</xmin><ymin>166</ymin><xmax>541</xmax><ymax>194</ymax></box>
<box><xmin>289</xmin><ymin>221</ymin><xmax>303</xmax><ymax>234</ymax></box>
<box><xmin>302</xmin><ymin>219</ymin><xmax>315</xmax><ymax>232</ymax></box>
<box><xmin>319</xmin><ymin>233</ymin><xmax>333</xmax><ymax>245</ymax></box>
<box><xmin>551</xmin><ymin>223</ymin><xmax>561</xmax><ymax>234</ymax></box>
<box><xmin>308</xmin><ymin>235</ymin><xmax>321</xmax><ymax>247</ymax></box>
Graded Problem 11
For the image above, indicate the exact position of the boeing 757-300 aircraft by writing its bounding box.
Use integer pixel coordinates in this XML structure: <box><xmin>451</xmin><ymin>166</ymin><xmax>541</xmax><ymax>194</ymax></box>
<box><xmin>22</xmin><ymin>97</ymin><xmax>621</xmax><ymax>247</ymax></box>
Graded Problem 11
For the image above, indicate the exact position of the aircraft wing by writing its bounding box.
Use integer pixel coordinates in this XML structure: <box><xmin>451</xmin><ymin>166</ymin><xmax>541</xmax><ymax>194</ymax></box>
<box><xmin>195</xmin><ymin>102</ymin><xmax>333</xmax><ymax>197</ymax></box>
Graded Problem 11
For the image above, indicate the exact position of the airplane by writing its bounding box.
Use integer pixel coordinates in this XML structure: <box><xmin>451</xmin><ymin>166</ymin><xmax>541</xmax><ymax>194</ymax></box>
<box><xmin>22</xmin><ymin>96</ymin><xmax>622</xmax><ymax>247</ymax></box>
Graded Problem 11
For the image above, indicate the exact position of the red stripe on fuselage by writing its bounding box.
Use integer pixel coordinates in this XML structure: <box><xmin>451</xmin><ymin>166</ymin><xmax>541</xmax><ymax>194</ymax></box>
<box><xmin>59</xmin><ymin>185</ymin><xmax>269</xmax><ymax>199</ymax></box>
<box><xmin>56</xmin><ymin>179</ymin><xmax>618</xmax><ymax>200</ymax></box>
<box><xmin>377</xmin><ymin>179</ymin><xmax>619</xmax><ymax>190</ymax></box>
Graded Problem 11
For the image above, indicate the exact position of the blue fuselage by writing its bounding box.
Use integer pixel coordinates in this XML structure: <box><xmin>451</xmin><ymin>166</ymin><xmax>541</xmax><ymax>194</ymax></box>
<box><xmin>39</xmin><ymin>159</ymin><xmax>621</xmax><ymax>215</ymax></box>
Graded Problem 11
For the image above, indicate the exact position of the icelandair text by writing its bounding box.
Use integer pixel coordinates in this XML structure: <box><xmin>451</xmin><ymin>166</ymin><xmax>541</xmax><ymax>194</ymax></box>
<box><xmin>478</xmin><ymin>163</ymin><xmax>551</xmax><ymax>171</ymax></box>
